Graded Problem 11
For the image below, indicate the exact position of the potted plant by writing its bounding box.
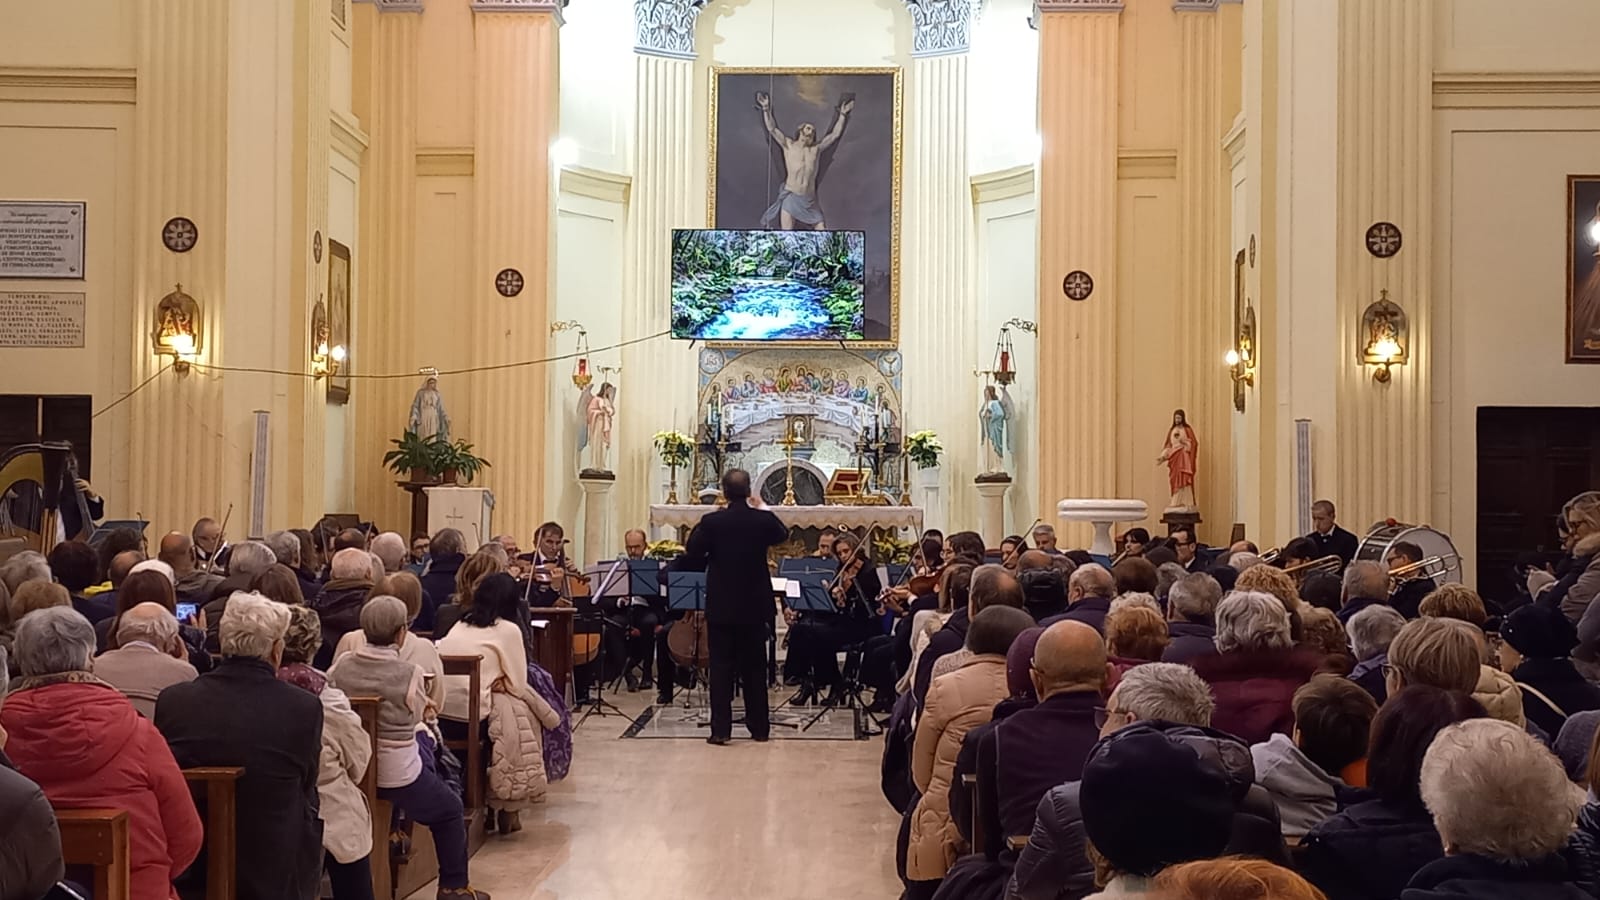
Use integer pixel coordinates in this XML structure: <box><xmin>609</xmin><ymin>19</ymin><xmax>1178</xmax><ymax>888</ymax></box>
<box><xmin>906</xmin><ymin>429</ymin><xmax>943</xmax><ymax>490</ymax></box>
<box><xmin>645</xmin><ymin>538</ymin><xmax>684</xmax><ymax>561</ymax></box>
<box><xmin>653</xmin><ymin>430</ymin><xmax>694</xmax><ymax>504</ymax></box>
<box><xmin>383</xmin><ymin>431</ymin><xmax>443</xmax><ymax>484</ymax></box>
<box><xmin>436</xmin><ymin>438</ymin><xmax>491</xmax><ymax>485</ymax></box>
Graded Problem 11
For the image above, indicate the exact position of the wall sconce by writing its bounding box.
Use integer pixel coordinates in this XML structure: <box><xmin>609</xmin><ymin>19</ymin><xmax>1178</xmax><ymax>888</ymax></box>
<box><xmin>551</xmin><ymin>319</ymin><xmax>591</xmax><ymax>388</ymax></box>
<box><xmin>152</xmin><ymin>284</ymin><xmax>202</xmax><ymax>373</ymax></box>
<box><xmin>1359</xmin><ymin>289</ymin><xmax>1409</xmax><ymax>383</ymax></box>
<box><xmin>1224</xmin><ymin>305</ymin><xmax>1257</xmax><ymax>392</ymax></box>
<box><xmin>310</xmin><ymin>293</ymin><xmax>346</xmax><ymax>379</ymax></box>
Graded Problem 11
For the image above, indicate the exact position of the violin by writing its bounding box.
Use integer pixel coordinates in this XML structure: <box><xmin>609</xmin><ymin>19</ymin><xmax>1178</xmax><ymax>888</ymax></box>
<box><xmin>830</xmin><ymin>551</ymin><xmax>867</xmax><ymax>612</ymax></box>
<box><xmin>878</xmin><ymin>562</ymin><xmax>945</xmax><ymax>616</ymax></box>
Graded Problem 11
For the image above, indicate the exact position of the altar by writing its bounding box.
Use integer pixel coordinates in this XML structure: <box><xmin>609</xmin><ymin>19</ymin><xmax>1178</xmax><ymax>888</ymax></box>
<box><xmin>648</xmin><ymin>503</ymin><xmax>924</xmax><ymax>536</ymax></box>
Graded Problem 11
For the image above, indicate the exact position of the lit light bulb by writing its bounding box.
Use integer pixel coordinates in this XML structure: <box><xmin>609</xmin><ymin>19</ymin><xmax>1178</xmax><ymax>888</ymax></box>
<box><xmin>317</xmin><ymin>341</ymin><xmax>330</xmax><ymax>357</ymax></box>
<box><xmin>551</xmin><ymin>137</ymin><xmax>578</xmax><ymax>168</ymax></box>
<box><xmin>169</xmin><ymin>334</ymin><xmax>196</xmax><ymax>355</ymax></box>
<box><xmin>1373</xmin><ymin>337</ymin><xmax>1400</xmax><ymax>362</ymax></box>
<box><xmin>331</xmin><ymin>345</ymin><xmax>347</xmax><ymax>363</ymax></box>
<box><xmin>1224</xmin><ymin>348</ymin><xmax>1241</xmax><ymax>367</ymax></box>
<box><xmin>1589</xmin><ymin>218</ymin><xmax>1600</xmax><ymax>246</ymax></box>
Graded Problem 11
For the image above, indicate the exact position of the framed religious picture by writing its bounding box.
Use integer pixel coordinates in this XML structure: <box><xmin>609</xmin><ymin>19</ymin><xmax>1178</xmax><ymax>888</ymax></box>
<box><xmin>1567</xmin><ymin>175</ymin><xmax>1600</xmax><ymax>363</ymax></box>
<box><xmin>327</xmin><ymin>239</ymin><xmax>352</xmax><ymax>402</ymax></box>
<box><xmin>708</xmin><ymin>67</ymin><xmax>902</xmax><ymax>347</ymax></box>
<box><xmin>1232</xmin><ymin>249</ymin><xmax>1248</xmax><ymax>413</ymax></box>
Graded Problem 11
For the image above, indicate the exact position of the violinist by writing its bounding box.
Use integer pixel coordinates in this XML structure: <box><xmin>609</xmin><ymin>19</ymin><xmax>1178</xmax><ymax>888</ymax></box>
<box><xmin>890</xmin><ymin>537</ymin><xmax>946</xmax><ymax>678</ymax></box>
<box><xmin>786</xmin><ymin>532</ymin><xmax>883</xmax><ymax>707</ymax></box>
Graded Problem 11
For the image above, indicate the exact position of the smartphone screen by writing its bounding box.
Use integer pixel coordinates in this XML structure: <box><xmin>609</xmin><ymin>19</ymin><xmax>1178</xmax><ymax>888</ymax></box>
<box><xmin>176</xmin><ymin>602</ymin><xmax>198</xmax><ymax>624</ymax></box>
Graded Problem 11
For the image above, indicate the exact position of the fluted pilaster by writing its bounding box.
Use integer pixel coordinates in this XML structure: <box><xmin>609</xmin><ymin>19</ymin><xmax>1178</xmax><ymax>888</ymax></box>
<box><xmin>901</xmin><ymin>50</ymin><xmax>976</xmax><ymax>531</ymax></box>
<box><xmin>618</xmin><ymin>43</ymin><xmax>701</xmax><ymax>536</ymax></box>
<box><xmin>354</xmin><ymin>7</ymin><xmax>420</xmax><ymax>533</ymax></box>
<box><xmin>1175</xmin><ymin>6</ymin><xmax>1230</xmax><ymax>531</ymax></box>
<box><xmin>290</xmin><ymin>0</ymin><xmax>334</xmax><ymax>526</ymax></box>
<box><xmin>466</xmin><ymin>9</ymin><xmax>559</xmax><ymax>543</ymax></box>
<box><xmin>1036</xmin><ymin>8</ymin><xmax>1120</xmax><ymax>539</ymax></box>
<box><xmin>129</xmin><ymin>0</ymin><xmax>232</xmax><ymax>537</ymax></box>
<box><xmin>1334</xmin><ymin>0</ymin><xmax>1432</xmax><ymax>528</ymax></box>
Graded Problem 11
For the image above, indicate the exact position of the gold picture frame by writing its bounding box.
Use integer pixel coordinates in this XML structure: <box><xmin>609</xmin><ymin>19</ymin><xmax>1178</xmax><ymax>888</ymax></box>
<box><xmin>707</xmin><ymin>66</ymin><xmax>902</xmax><ymax>349</ymax></box>
<box><xmin>1567</xmin><ymin>174</ymin><xmax>1600</xmax><ymax>363</ymax></box>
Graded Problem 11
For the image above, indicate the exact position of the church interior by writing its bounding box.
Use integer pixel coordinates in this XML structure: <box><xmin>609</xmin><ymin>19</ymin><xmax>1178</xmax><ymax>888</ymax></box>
<box><xmin>5</xmin><ymin>0</ymin><xmax>1600</xmax><ymax>898</ymax></box>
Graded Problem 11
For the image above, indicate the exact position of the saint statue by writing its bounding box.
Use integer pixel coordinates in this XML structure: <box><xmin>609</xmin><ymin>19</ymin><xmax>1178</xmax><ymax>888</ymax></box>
<box><xmin>978</xmin><ymin>384</ymin><xmax>1014</xmax><ymax>475</ymax></box>
<box><xmin>578</xmin><ymin>382</ymin><xmax>617</xmax><ymax>473</ymax></box>
<box><xmin>408</xmin><ymin>375</ymin><xmax>450</xmax><ymax>442</ymax></box>
<box><xmin>1156</xmin><ymin>409</ymin><xmax>1199</xmax><ymax>512</ymax></box>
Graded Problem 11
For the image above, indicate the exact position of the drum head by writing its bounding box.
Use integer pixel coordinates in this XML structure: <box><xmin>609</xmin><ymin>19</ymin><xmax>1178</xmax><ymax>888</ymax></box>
<box><xmin>1356</xmin><ymin>523</ymin><xmax>1462</xmax><ymax>584</ymax></box>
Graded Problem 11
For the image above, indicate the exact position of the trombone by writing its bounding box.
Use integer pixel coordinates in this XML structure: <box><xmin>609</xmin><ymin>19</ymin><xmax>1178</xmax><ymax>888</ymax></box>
<box><xmin>1389</xmin><ymin>553</ymin><xmax>1461</xmax><ymax>590</ymax></box>
<box><xmin>1260</xmin><ymin>547</ymin><xmax>1282</xmax><ymax>565</ymax></box>
<box><xmin>1283</xmin><ymin>555</ymin><xmax>1342</xmax><ymax>582</ymax></box>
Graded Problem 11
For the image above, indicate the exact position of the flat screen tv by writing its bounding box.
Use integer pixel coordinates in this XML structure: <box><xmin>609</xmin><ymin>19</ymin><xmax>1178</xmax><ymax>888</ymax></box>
<box><xmin>670</xmin><ymin>228</ymin><xmax>866</xmax><ymax>342</ymax></box>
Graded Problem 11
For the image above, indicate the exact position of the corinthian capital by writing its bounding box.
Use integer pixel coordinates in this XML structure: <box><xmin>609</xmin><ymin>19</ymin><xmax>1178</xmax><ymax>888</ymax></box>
<box><xmin>634</xmin><ymin>0</ymin><xmax>708</xmax><ymax>60</ymax></box>
<box><xmin>903</xmin><ymin>0</ymin><xmax>981</xmax><ymax>58</ymax></box>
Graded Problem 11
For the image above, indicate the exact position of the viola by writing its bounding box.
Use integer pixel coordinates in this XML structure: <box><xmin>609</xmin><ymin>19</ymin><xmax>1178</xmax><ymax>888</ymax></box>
<box><xmin>830</xmin><ymin>552</ymin><xmax>867</xmax><ymax>611</ymax></box>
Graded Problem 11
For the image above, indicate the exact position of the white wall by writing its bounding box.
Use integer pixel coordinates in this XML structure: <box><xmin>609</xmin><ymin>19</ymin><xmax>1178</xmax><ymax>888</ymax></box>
<box><xmin>557</xmin><ymin>0</ymin><xmax>634</xmax><ymax>175</ymax></box>
<box><xmin>969</xmin><ymin>0</ymin><xmax>1039</xmax><ymax>174</ymax></box>
<box><xmin>1434</xmin><ymin>0</ymin><xmax>1600</xmax><ymax>74</ymax></box>
<box><xmin>327</xmin><ymin>152</ymin><xmax>360</xmax><ymax>513</ymax></box>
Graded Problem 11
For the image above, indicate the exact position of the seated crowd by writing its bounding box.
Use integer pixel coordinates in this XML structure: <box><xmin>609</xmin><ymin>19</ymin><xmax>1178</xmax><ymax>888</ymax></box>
<box><xmin>881</xmin><ymin>492</ymin><xmax>1600</xmax><ymax>900</ymax></box>
<box><xmin>0</xmin><ymin>515</ymin><xmax>574</xmax><ymax>900</ymax></box>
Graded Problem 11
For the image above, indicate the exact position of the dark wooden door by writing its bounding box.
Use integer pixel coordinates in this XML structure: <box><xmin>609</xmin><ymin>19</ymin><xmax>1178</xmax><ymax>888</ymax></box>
<box><xmin>1477</xmin><ymin>406</ymin><xmax>1600</xmax><ymax>605</ymax></box>
<box><xmin>0</xmin><ymin>395</ymin><xmax>93</xmax><ymax>477</ymax></box>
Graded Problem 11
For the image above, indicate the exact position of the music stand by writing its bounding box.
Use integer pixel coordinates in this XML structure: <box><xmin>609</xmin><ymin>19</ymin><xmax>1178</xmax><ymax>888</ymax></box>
<box><xmin>666</xmin><ymin>573</ymin><xmax>711</xmax><ymax>714</ymax></box>
<box><xmin>571</xmin><ymin>558</ymin><xmax>637</xmax><ymax>730</ymax></box>
<box><xmin>592</xmin><ymin>559</ymin><xmax>663</xmax><ymax>692</ymax></box>
<box><xmin>771</xmin><ymin>573</ymin><xmax>837</xmax><ymax>721</ymax></box>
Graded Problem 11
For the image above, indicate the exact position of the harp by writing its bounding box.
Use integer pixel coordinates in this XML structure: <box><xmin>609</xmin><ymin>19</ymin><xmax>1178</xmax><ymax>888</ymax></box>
<box><xmin>0</xmin><ymin>441</ymin><xmax>95</xmax><ymax>554</ymax></box>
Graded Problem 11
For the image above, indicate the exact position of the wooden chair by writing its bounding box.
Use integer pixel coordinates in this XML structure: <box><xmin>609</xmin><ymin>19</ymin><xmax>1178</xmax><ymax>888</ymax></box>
<box><xmin>54</xmin><ymin>809</ymin><xmax>130</xmax><ymax>900</ymax></box>
<box><xmin>347</xmin><ymin>696</ymin><xmax>392</xmax><ymax>900</ymax></box>
<box><xmin>960</xmin><ymin>773</ymin><xmax>986</xmax><ymax>857</ymax></box>
<box><xmin>182</xmin><ymin>767</ymin><xmax>243</xmax><ymax>900</ymax></box>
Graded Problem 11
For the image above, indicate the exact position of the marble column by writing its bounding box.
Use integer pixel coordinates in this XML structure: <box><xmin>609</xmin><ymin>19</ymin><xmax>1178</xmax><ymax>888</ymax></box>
<box><xmin>1034</xmin><ymin>0</ymin><xmax>1121</xmax><ymax>542</ymax></box>
<box><xmin>579</xmin><ymin>475</ymin><xmax>617</xmax><ymax>565</ymax></box>
<box><xmin>1174</xmin><ymin>0</ymin><xmax>1231</xmax><ymax>531</ymax></box>
<box><xmin>618</xmin><ymin>0</ymin><xmax>707</xmax><ymax>537</ymax></box>
<box><xmin>353</xmin><ymin>0</ymin><xmax>422</xmax><ymax>534</ymax></box>
<box><xmin>974</xmin><ymin>479</ymin><xmax>1011</xmax><ymax>547</ymax></box>
<box><xmin>468</xmin><ymin>0</ymin><xmax>562</xmax><ymax>542</ymax></box>
<box><xmin>900</xmin><ymin>0</ymin><xmax>979</xmax><ymax>533</ymax></box>
<box><xmin>1332</xmin><ymin>0</ymin><xmax>1432</xmax><ymax>529</ymax></box>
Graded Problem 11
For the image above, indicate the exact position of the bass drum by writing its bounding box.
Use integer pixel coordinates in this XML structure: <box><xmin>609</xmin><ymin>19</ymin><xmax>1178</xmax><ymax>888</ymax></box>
<box><xmin>1354</xmin><ymin>521</ymin><xmax>1463</xmax><ymax>585</ymax></box>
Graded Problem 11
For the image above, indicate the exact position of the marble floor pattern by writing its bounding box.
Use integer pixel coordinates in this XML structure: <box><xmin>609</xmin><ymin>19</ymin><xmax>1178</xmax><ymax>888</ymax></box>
<box><xmin>436</xmin><ymin>689</ymin><xmax>903</xmax><ymax>899</ymax></box>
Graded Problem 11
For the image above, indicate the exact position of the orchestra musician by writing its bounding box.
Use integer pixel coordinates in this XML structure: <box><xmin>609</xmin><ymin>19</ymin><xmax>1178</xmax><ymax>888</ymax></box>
<box><xmin>679</xmin><ymin>469</ymin><xmax>788</xmax><ymax>745</ymax></box>
<box><xmin>999</xmin><ymin>535</ymin><xmax>1025</xmax><ymax>570</ymax></box>
<box><xmin>815</xmin><ymin>528</ymin><xmax>838</xmax><ymax>561</ymax></box>
<box><xmin>654</xmin><ymin>526</ymin><xmax>703</xmax><ymax>707</ymax></box>
<box><xmin>526</xmin><ymin>521</ymin><xmax>624</xmax><ymax>706</ymax></box>
<box><xmin>1386</xmin><ymin>540</ymin><xmax>1436</xmax><ymax>619</ymax></box>
<box><xmin>785</xmin><ymin>532</ymin><xmax>883</xmax><ymax>707</ymax></box>
<box><xmin>1307</xmin><ymin>499</ymin><xmax>1359</xmax><ymax>566</ymax></box>
<box><xmin>616</xmin><ymin>528</ymin><xmax>664</xmax><ymax>692</ymax></box>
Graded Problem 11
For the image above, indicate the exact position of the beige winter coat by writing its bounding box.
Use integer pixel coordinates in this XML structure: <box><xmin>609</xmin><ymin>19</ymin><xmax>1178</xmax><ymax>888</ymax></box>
<box><xmin>906</xmin><ymin>653</ymin><xmax>1009</xmax><ymax>882</ymax></box>
<box><xmin>318</xmin><ymin>686</ymin><xmax>374</xmax><ymax>864</ymax></box>
<box><xmin>484</xmin><ymin>644</ymin><xmax>560</xmax><ymax>811</ymax></box>
<box><xmin>1474</xmin><ymin>664</ymin><xmax>1526</xmax><ymax>727</ymax></box>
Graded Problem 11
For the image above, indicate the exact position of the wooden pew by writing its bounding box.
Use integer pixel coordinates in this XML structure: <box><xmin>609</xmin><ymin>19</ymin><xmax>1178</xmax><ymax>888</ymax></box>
<box><xmin>348</xmin><ymin>696</ymin><xmax>393</xmax><ymax>900</ymax></box>
<box><xmin>182</xmin><ymin>767</ymin><xmax>243</xmax><ymax>900</ymax></box>
<box><xmin>54</xmin><ymin>808</ymin><xmax>130</xmax><ymax>900</ymax></box>
<box><xmin>438</xmin><ymin>654</ymin><xmax>485</xmax><ymax>825</ymax></box>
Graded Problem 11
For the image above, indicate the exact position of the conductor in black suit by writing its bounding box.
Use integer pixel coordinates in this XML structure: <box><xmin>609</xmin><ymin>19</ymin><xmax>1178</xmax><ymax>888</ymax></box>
<box><xmin>681</xmin><ymin>468</ymin><xmax>789</xmax><ymax>745</ymax></box>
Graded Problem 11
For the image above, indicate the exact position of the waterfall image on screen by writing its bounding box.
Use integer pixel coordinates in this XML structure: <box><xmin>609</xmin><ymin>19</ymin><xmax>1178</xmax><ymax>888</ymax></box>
<box><xmin>671</xmin><ymin>229</ymin><xmax>866</xmax><ymax>341</ymax></box>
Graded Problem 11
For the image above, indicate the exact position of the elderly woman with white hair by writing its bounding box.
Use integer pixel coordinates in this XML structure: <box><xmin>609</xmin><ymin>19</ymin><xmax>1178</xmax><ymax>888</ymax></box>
<box><xmin>312</xmin><ymin>547</ymin><xmax>378</xmax><ymax>668</ymax></box>
<box><xmin>1346</xmin><ymin>603</ymin><xmax>1407</xmax><ymax>704</ymax></box>
<box><xmin>1189</xmin><ymin>590</ymin><xmax>1323</xmax><ymax>744</ymax></box>
<box><xmin>156</xmin><ymin>592</ymin><xmax>327</xmax><ymax>900</ymax></box>
<box><xmin>2</xmin><ymin>606</ymin><xmax>203</xmax><ymax>900</ymax></box>
<box><xmin>1403</xmin><ymin>718</ymin><xmax>1588</xmax><ymax>898</ymax></box>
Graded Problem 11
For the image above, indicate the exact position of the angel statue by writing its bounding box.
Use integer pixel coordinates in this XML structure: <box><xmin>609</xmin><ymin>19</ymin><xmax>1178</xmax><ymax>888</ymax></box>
<box><xmin>578</xmin><ymin>382</ymin><xmax>617</xmax><ymax>473</ymax></box>
<box><xmin>978</xmin><ymin>384</ymin><xmax>1014</xmax><ymax>475</ymax></box>
<box><xmin>408</xmin><ymin>375</ymin><xmax>450</xmax><ymax>443</ymax></box>
<box><xmin>1156</xmin><ymin>409</ymin><xmax>1199</xmax><ymax>512</ymax></box>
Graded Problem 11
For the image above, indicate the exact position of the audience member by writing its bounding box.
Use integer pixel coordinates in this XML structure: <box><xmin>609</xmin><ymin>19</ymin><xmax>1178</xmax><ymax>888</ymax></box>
<box><xmin>435</xmin><ymin>573</ymin><xmax>530</xmax><ymax>773</ymax></box>
<box><xmin>1568</xmin><ymin>726</ymin><xmax>1600</xmax><ymax>892</ymax></box>
<box><xmin>370</xmin><ymin>532</ymin><xmax>407</xmax><ymax>575</ymax></box>
<box><xmin>334</xmin><ymin>572</ymin><xmax>446</xmax><ymax>710</ymax></box>
<box><xmin>1297</xmin><ymin>686</ymin><xmax>1485</xmax><ymax>900</ymax></box>
<box><xmin>1408</xmin><ymin>719</ymin><xmax>1587</xmax><ymax>898</ymax></box>
<box><xmin>417</xmin><ymin>527</ymin><xmax>468</xmax><ymax>633</ymax></box>
<box><xmin>99</xmin><ymin>548</ymin><xmax>146</xmax><ymax>611</ymax></box>
<box><xmin>312</xmin><ymin>548</ymin><xmax>377</xmax><ymax>668</ymax></box>
<box><xmin>1251</xmin><ymin>675</ymin><xmax>1378</xmax><ymax>839</ymax></box>
<box><xmin>251</xmin><ymin>563</ymin><xmax>308</xmax><ymax>606</ymax></box>
<box><xmin>47</xmin><ymin>540</ymin><xmax>111</xmax><ymax>624</ymax></box>
<box><xmin>1105</xmin><ymin>605</ymin><xmax>1168</xmax><ymax>685</ymax></box>
<box><xmin>1155</xmin><ymin>857</ymin><xmax>1327</xmax><ymax>900</ymax></box>
<box><xmin>1019</xmin><ymin>566</ymin><xmax>1067</xmax><ymax>623</ymax></box>
<box><xmin>10</xmin><ymin>581</ymin><xmax>69</xmax><ymax>623</ymax></box>
<box><xmin>1418</xmin><ymin>583</ymin><xmax>1489</xmax><ymax>629</ymax></box>
<box><xmin>433</xmin><ymin>549</ymin><xmax>507</xmax><ymax>640</ymax></box>
<box><xmin>1299</xmin><ymin>571</ymin><xmax>1342</xmax><ymax>613</ymax></box>
<box><xmin>94</xmin><ymin>603</ymin><xmax>198</xmax><ymax>718</ymax></box>
<box><xmin>1229</xmin><ymin>552</ymin><xmax>1264</xmax><ymax>573</ymax></box>
<box><xmin>900</xmin><ymin>563</ymin><xmax>971</xmax><ymax>697</ymax></box>
<box><xmin>1208</xmin><ymin>564</ymin><xmax>1240</xmax><ymax>592</ymax></box>
<box><xmin>290</xmin><ymin>529</ymin><xmax>325</xmax><ymax>597</ymax></box>
<box><xmin>1386</xmin><ymin>616</ymin><xmax>1482</xmax><ymax>696</ymax></box>
<box><xmin>1162</xmin><ymin>573</ymin><xmax>1222</xmax><ymax>664</ymax></box>
<box><xmin>1299</xmin><ymin>607</ymin><xmax>1354</xmax><ymax>675</ymax></box>
<box><xmin>157</xmin><ymin>592</ymin><xmax>325</xmax><ymax>900</ymax></box>
<box><xmin>1498</xmin><ymin>604</ymin><xmax>1600</xmax><ymax>737</ymax></box>
<box><xmin>1078</xmin><ymin>724</ymin><xmax>1235</xmax><ymax>897</ymax></box>
<box><xmin>1190</xmin><ymin>591</ymin><xmax>1322</xmax><ymax>744</ymax></box>
<box><xmin>200</xmin><ymin>540</ymin><xmax>278</xmax><ymax>650</ymax></box>
<box><xmin>914</xmin><ymin>565</ymin><xmax>1023</xmax><ymax>713</ymax></box>
<box><xmin>0</xmin><ymin>653</ymin><xmax>65</xmax><ymax>900</ymax></box>
<box><xmin>905</xmin><ymin>606</ymin><xmax>1034</xmax><ymax>897</ymax></box>
<box><xmin>95</xmin><ymin>567</ymin><xmax>175</xmax><ymax>648</ymax></box>
<box><xmin>1338</xmin><ymin>561</ymin><xmax>1391</xmax><ymax>624</ymax></box>
<box><xmin>1154</xmin><ymin>562</ymin><xmax>1187</xmax><ymax>604</ymax></box>
<box><xmin>1346</xmin><ymin>604</ymin><xmax>1406</xmax><ymax>704</ymax></box>
<box><xmin>0</xmin><ymin>551</ymin><xmax>50</xmax><ymax>595</ymax></box>
<box><xmin>275</xmin><ymin>605</ymin><xmax>375</xmax><ymax>900</ymax></box>
<box><xmin>2</xmin><ymin>607</ymin><xmax>202</xmax><ymax>900</ymax></box>
<box><xmin>159</xmin><ymin>531</ymin><xmax>223</xmax><ymax>606</ymax></box>
<box><xmin>1236</xmin><ymin>564</ymin><xmax>1303</xmax><ymax>636</ymax></box>
<box><xmin>1041</xmin><ymin>564</ymin><xmax>1115</xmax><ymax>634</ymax></box>
<box><xmin>1111</xmin><ymin>558</ymin><xmax>1158</xmax><ymax>597</ymax></box>
<box><xmin>1172</xmin><ymin>527</ymin><xmax>1205</xmax><ymax>574</ymax></box>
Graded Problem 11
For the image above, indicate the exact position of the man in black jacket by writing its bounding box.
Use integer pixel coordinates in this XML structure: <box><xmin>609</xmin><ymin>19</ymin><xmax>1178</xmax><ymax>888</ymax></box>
<box><xmin>156</xmin><ymin>592</ymin><xmax>324</xmax><ymax>900</ymax></box>
<box><xmin>681</xmin><ymin>469</ymin><xmax>788</xmax><ymax>744</ymax></box>
<box><xmin>1309</xmin><ymin>499</ymin><xmax>1360</xmax><ymax>566</ymax></box>
<box><xmin>417</xmin><ymin>527</ymin><xmax>467</xmax><ymax>634</ymax></box>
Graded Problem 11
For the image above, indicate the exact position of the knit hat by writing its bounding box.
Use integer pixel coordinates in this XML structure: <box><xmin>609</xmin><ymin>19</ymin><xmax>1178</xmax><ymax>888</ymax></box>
<box><xmin>1501</xmin><ymin>604</ymin><xmax>1579</xmax><ymax>659</ymax></box>
<box><xmin>1007</xmin><ymin>626</ymin><xmax>1045</xmax><ymax>701</ymax></box>
<box><xmin>1080</xmin><ymin>723</ymin><xmax>1235</xmax><ymax>877</ymax></box>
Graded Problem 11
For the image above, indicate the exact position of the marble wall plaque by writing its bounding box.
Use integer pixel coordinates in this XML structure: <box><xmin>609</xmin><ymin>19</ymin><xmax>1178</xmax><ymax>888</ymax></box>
<box><xmin>0</xmin><ymin>201</ymin><xmax>86</xmax><ymax>279</ymax></box>
<box><xmin>0</xmin><ymin>291</ymin><xmax>86</xmax><ymax>347</ymax></box>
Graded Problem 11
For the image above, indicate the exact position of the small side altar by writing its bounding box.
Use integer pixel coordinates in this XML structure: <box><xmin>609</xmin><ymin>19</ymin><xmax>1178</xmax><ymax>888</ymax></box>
<box><xmin>648</xmin><ymin>503</ymin><xmax>924</xmax><ymax>535</ymax></box>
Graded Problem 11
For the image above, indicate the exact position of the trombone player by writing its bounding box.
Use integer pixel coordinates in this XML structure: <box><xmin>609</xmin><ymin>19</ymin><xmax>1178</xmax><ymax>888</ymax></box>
<box><xmin>1386</xmin><ymin>540</ymin><xmax>1436</xmax><ymax>618</ymax></box>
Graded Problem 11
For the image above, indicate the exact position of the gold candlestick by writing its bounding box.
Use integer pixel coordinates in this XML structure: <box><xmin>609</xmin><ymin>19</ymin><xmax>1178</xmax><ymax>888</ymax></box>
<box><xmin>780</xmin><ymin>431</ymin><xmax>798</xmax><ymax>506</ymax></box>
<box><xmin>899</xmin><ymin>440</ymin><xmax>912</xmax><ymax>506</ymax></box>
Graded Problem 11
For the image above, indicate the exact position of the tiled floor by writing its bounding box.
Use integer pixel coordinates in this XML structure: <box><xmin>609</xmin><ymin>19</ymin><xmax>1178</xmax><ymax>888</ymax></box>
<box><xmin>439</xmin><ymin>689</ymin><xmax>903</xmax><ymax>899</ymax></box>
